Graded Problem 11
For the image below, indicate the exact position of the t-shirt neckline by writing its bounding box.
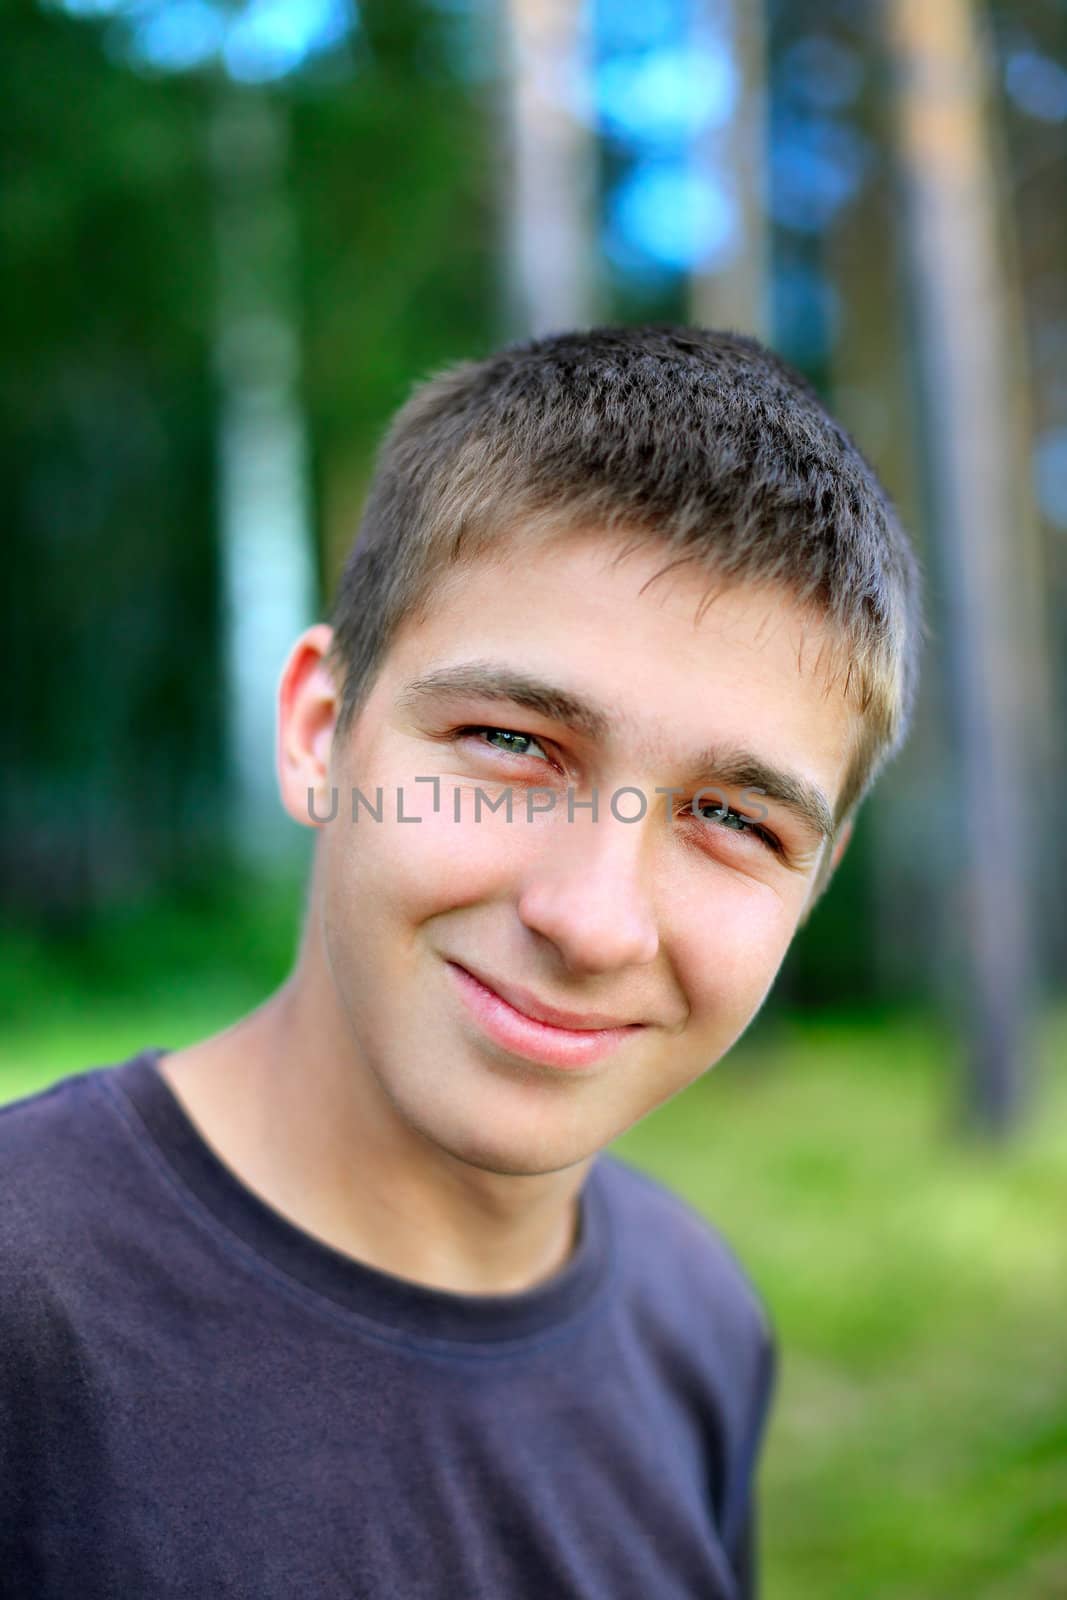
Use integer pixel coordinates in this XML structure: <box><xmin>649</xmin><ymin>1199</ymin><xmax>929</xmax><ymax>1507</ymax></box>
<box><xmin>105</xmin><ymin>1047</ymin><xmax>615</xmax><ymax>1349</ymax></box>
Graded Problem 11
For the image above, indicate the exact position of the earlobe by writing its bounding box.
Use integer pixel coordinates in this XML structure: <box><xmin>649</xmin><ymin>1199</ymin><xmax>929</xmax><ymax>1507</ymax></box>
<box><xmin>275</xmin><ymin>623</ymin><xmax>341</xmax><ymax>830</ymax></box>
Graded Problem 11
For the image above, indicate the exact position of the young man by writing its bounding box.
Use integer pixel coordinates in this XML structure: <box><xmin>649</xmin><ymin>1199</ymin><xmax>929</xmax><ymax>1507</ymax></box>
<box><xmin>0</xmin><ymin>327</ymin><xmax>921</xmax><ymax>1599</ymax></box>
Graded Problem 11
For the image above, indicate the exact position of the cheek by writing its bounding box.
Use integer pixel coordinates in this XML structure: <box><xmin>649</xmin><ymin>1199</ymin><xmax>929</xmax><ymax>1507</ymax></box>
<box><xmin>667</xmin><ymin>872</ymin><xmax>799</xmax><ymax>1032</ymax></box>
<box><xmin>325</xmin><ymin>784</ymin><xmax>540</xmax><ymax>927</ymax></box>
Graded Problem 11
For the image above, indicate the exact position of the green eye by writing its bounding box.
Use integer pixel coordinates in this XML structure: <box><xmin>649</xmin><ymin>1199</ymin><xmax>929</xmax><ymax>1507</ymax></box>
<box><xmin>486</xmin><ymin>730</ymin><xmax>534</xmax><ymax>754</ymax></box>
<box><xmin>462</xmin><ymin>726</ymin><xmax>552</xmax><ymax>762</ymax></box>
<box><xmin>692</xmin><ymin>800</ymin><xmax>781</xmax><ymax>854</ymax></box>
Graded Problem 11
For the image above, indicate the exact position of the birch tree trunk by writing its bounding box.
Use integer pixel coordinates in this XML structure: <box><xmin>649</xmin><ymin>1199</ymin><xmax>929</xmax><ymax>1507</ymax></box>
<box><xmin>210</xmin><ymin>89</ymin><xmax>317</xmax><ymax>866</ymax></box>
<box><xmin>688</xmin><ymin>0</ymin><xmax>769</xmax><ymax>338</ymax></box>
<box><xmin>884</xmin><ymin>0</ymin><xmax>1045</xmax><ymax>1133</ymax></box>
<box><xmin>502</xmin><ymin>0</ymin><xmax>598</xmax><ymax>337</ymax></box>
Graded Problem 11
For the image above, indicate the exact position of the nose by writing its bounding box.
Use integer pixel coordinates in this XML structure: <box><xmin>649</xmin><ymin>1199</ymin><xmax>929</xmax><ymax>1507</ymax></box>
<box><xmin>516</xmin><ymin>805</ymin><xmax>660</xmax><ymax>976</ymax></box>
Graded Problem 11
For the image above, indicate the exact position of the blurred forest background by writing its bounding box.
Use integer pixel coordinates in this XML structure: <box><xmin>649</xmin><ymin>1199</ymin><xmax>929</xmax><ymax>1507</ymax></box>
<box><xmin>2</xmin><ymin>1</ymin><xmax>1065</xmax><ymax>1595</ymax></box>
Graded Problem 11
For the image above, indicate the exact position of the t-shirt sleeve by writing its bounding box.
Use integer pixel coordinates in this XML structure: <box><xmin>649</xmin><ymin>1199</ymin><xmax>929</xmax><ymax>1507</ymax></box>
<box><xmin>725</xmin><ymin>1318</ymin><xmax>778</xmax><ymax>1599</ymax></box>
<box><xmin>0</xmin><ymin>1230</ymin><xmax>50</xmax><ymax>1575</ymax></box>
<box><xmin>0</xmin><ymin>1081</ymin><xmax>103</xmax><ymax>1579</ymax></box>
<box><xmin>732</xmin><ymin>1503</ymin><xmax>757</xmax><ymax>1600</ymax></box>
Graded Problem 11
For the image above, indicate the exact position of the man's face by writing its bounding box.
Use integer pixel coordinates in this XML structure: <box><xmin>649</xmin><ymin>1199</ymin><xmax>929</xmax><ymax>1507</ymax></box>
<box><xmin>309</xmin><ymin>531</ymin><xmax>856</xmax><ymax>1177</ymax></box>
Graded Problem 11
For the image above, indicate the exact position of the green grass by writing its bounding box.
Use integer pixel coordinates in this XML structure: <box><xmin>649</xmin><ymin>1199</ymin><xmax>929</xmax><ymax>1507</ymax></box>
<box><xmin>0</xmin><ymin>871</ymin><xmax>302</xmax><ymax>1099</ymax></box>
<box><xmin>2</xmin><ymin>905</ymin><xmax>1064</xmax><ymax>1599</ymax></box>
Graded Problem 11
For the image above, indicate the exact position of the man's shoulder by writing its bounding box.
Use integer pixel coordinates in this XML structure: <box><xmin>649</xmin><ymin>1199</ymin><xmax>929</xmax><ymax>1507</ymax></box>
<box><xmin>0</xmin><ymin>1061</ymin><xmax>144</xmax><ymax>1285</ymax></box>
<box><xmin>595</xmin><ymin>1150</ymin><xmax>776</xmax><ymax>1357</ymax></box>
<box><xmin>593</xmin><ymin>1147</ymin><xmax>778</xmax><ymax>1565</ymax></box>
<box><xmin>1</xmin><ymin>1059</ymin><xmax>117</xmax><ymax>1165</ymax></box>
<box><xmin>0</xmin><ymin>1066</ymin><xmax>101</xmax><ymax>1189</ymax></box>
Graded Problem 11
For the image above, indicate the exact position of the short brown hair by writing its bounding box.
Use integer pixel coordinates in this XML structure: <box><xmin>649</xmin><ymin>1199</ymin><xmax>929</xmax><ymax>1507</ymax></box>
<box><xmin>326</xmin><ymin>325</ymin><xmax>923</xmax><ymax>887</ymax></box>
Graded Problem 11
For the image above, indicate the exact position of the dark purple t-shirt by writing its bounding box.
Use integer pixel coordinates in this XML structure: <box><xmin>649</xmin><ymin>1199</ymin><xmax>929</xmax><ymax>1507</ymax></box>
<box><xmin>0</xmin><ymin>1048</ymin><xmax>776</xmax><ymax>1599</ymax></box>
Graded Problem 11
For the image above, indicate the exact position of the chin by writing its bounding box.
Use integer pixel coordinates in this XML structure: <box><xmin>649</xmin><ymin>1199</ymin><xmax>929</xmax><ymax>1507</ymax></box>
<box><xmin>414</xmin><ymin>1104</ymin><xmax>595</xmax><ymax>1180</ymax></box>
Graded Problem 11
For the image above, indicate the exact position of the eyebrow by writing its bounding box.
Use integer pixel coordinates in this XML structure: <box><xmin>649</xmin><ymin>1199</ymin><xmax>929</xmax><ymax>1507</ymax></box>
<box><xmin>396</xmin><ymin>661</ymin><xmax>836</xmax><ymax>844</ymax></box>
<box><xmin>398</xmin><ymin>663</ymin><xmax>613</xmax><ymax>742</ymax></box>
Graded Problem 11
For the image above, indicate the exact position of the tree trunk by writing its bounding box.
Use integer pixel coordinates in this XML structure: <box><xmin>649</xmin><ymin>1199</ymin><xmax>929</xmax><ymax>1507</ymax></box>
<box><xmin>884</xmin><ymin>0</ymin><xmax>1045</xmax><ymax>1134</ymax></box>
<box><xmin>688</xmin><ymin>0</ymin><xmax>769</xmax><ymax>338</ymax></box>
<box><xmin>209</xmin><ymin>89</ymin><xmax>317</xmax><ymax>867</ymax></box>
<box><xmin>502</xmin><ymin>0</ymin><xmax>598</xmax><ymax>337</ymax></box>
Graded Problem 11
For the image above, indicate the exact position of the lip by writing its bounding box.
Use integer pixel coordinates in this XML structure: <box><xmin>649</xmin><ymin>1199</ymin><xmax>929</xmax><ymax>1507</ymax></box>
<box><xmin>446</xmin><ymin>962</ymin><xmax>644</xmax><ymax>1070</ymax></box>
<box><xmin>454</xmin><ymin>962</ymin><xmax>637</xmax><ymax>1031</ymax></box>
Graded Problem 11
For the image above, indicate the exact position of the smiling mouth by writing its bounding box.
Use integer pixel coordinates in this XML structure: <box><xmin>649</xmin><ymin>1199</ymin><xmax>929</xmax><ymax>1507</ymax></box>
<box><xmin>448</xmin><ymin>961</ymin><xmax>641</xmax><ymax>1032</ymax></box>
<box><xmin>446</xmin><ymin>961</ymin><xmax>644</xmax><ymax>1071</ymax></box>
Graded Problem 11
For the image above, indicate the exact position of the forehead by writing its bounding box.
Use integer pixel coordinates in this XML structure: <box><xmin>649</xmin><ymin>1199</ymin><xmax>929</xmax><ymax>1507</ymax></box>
<box><xmin>379</xmin><ymin>531</ymin><xmax>858</xmax><ymax>821</ymax></box>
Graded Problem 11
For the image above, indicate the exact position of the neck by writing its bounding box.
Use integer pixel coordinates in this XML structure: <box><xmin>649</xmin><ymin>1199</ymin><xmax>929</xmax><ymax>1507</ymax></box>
<box><xmin>157</xmin><ymin>917</ymin><xmax>590</xmax><ymax>1296</ymax></box>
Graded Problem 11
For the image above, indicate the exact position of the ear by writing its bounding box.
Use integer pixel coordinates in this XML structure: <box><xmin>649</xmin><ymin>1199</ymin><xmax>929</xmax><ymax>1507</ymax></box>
<box><xmin>827</xmin><ymin>814</ymin><xmax>854</xmax><ymax>876</ymax></box>
<box><xmin>276</xmin><ymin>623</ymin><xmax>341</xmax><ymax>830</ymax></box>
<box><xmin>797</xmin><ymin>814</ymin><xmax>854</xmax><ymax>929</ymax></box>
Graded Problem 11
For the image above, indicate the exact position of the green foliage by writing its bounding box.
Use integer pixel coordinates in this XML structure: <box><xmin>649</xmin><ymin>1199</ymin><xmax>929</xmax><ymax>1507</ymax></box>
<box><xmin>0</xmin><ymin>865</ymin><xmax>302</xmax><ymax>1087</ymax></box>
<box><xmin>0</xmin><ymin>0</ymin><xmax>496</xmax><ymax>922</ymax></box>
<box><xmin>291</xmin><ymin>0</ymin><xmax>497</xmax><ymax>575</ymax></box>
<box><xmin>1</xmin><ymin>3</ymin><xmax>220</xmax><ymax>916</ymax></box>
